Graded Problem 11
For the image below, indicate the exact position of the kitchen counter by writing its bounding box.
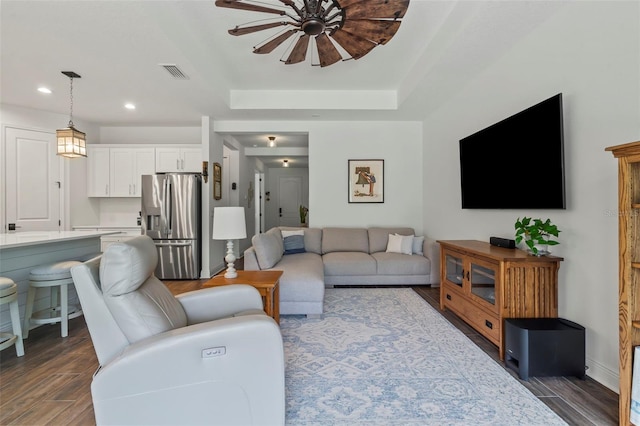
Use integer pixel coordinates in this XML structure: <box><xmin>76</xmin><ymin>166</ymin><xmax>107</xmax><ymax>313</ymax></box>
<box><xmin>0</xmin><ymin>230</ymin><xmax>120</xmax><ymax>334</ymax></box>
<box><xmin>0</xmin><ymin>230</ymin><xmax>119</xmax><ymax>250</ymax></box>
<box><xmin>72</xmin><ymin>225</ymin><xmax>141</xmax><ymax>231</ymax></box>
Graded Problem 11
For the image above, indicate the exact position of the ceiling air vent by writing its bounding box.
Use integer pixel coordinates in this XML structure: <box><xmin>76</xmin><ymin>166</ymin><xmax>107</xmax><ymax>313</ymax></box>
<box><xmin>159</xmin><ymin>64</ymin><xmax>189</xmax><ymax>80</ymax></box>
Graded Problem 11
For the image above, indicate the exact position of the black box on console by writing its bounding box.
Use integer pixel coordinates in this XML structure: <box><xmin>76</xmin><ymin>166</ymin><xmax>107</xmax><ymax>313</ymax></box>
<box><xmin>504</xmin><ymin>318</ymin><xmax>586</xmax><ymax>381</ymax></box>
<box><xmin>489</xmin><ymin>236</ymin><xmax>515</xmax><ymax>249</ymax></box>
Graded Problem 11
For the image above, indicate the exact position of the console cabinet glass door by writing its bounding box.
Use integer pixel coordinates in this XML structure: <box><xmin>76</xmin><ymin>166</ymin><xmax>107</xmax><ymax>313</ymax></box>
<box><xmin>470</xmin><ymin>260</ymin><xmax>497</xmax><ymax>308</ymax></box>
<box><xmin>444</xmin><ymin>253</ymin><xmax>464</xmax><ymax>288</ymax></box>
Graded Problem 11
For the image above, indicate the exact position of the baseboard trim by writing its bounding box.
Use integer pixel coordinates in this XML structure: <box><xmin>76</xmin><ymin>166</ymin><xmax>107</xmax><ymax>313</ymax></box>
<box><xmin>585</xmin><ymin>355</ymin><xmax>619</xmax><ymax>393</ymax></box>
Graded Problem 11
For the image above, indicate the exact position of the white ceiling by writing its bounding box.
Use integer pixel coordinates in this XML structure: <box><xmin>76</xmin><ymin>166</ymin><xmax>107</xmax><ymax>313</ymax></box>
<box><xmin>0</xmin><ymin>0</ymin><xmax>565</xmax><ymax>167</ymax></box>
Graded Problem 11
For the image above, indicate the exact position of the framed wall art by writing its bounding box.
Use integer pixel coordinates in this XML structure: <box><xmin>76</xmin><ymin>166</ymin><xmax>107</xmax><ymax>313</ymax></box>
<box><xmin>213</xmin><ymin>162</ymin><xmax>222</xmax><ymax>200</ymax></box>
<box><xmin>348</xmin><ymin>159</ymin><xmax>384</xmax><ymax>203</ymax></box>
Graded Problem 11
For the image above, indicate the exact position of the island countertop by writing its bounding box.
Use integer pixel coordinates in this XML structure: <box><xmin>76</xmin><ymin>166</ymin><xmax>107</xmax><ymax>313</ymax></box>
<box><xmin>0</xmin><ymin>230</ymin><xmax>120</xmax><ymax>250</ymax></box>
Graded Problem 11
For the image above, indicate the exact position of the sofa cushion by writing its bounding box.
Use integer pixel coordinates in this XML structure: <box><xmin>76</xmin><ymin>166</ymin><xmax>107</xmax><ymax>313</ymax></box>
<box><xmin>323</xmin><ymin>252</ymin><xmax>377</xmax><ymax>276</ymax></box>
<box><xmin>368</xmin><ymin>227</ymin><xmax>415</xmax><ymax>253</ymax></box>
<box><xmin>279</xmin><ymin>227</ymin><xmax>322</xmax><ymax>254</ymax></box>
<box><xmin>322</xmin><ymin>228</ymin><xmax>369</xmax><ymax>254</ymax></box>
<box><xmin>252</xmin><ymin>227</ymin><xmax>283</xmax><ymax>269</ymax></box>
<box><xmin>372</xmin><ymin>252</ymin><xmax>431</xmax><ymax>276</ymax></box>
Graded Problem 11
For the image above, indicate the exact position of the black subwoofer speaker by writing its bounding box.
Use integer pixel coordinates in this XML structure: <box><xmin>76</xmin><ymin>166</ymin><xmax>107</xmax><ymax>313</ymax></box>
<box><xmin>505</xmin><ymin>318</ymin><xmax>586</xmax><ymax>381</ymax></box>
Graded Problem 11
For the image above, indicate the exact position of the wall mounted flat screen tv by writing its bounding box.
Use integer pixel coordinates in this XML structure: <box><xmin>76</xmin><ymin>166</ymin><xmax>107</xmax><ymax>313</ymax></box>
<box><xmin>459</xmin><ymin>93</ymin><xmax>566</xmax><ymax>209</ymax></box>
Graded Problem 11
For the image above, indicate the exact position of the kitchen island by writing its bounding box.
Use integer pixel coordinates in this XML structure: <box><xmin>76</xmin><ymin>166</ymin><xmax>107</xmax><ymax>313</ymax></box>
<box><xmin>0</xmin><ymin>231</ymin><xmax>118</xmax><ymax>334</ymax></box>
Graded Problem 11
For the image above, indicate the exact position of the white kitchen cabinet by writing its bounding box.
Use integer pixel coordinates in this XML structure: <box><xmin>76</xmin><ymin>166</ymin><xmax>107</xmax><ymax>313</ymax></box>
<box><xmin>87</xmin><ymin>146</ymin><xmax>111</xmax><ymax>197</ymax></box>
<box><xmin>109</xmin><ymin>148</ymin><xmax>155</xmax><ymax>197</ymax></box>
<box><xmin>155</xmin><ymin>146</ymin><xmax>202</xmax><ymax>173</ymax></box>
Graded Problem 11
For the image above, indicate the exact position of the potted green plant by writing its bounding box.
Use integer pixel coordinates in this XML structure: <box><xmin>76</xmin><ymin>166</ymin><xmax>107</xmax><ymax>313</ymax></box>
<box><xmin>299</xmin><ymin>205</ymin><xmax>309</xmax><ymax>225</ymax></box>
<box><xmin>514</xmin><ymin>217</ymin><xmax>561</xmax><ymax>256</ymax></box>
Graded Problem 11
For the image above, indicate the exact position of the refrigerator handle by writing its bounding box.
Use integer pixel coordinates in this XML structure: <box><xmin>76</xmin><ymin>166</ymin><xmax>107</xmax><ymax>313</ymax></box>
<box><xmin>162</xmin><ymin>178</ymin><xmax>169</xmax><ymax>236</ymax></box>
<box><xmin>167</xmin><ymin>181</ymin><xmax>173</xmax><ymax>235</ymax></box>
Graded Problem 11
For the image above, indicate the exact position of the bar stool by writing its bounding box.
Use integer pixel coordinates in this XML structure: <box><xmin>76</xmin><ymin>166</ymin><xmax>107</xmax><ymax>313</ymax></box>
<box><xmin>0</xmin><ymin>278</ymin><xmax>25</xmax><ymax>357</ymax></box>
<box><xmin>22</xmin><ymin>260</ymin><xmax>84</xmax><ymax>338</ymax></box>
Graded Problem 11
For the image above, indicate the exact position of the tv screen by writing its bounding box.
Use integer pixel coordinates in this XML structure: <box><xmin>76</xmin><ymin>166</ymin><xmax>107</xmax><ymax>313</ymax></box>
<box><xmin>459</xmin><ymin>93</ymin><xmax>566</xmax><ymax>209</ymax></box>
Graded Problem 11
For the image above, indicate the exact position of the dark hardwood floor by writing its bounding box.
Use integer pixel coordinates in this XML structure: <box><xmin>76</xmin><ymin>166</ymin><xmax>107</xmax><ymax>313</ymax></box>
<box><xmin>0</xmin><ymin>283</ymin><xmax>618</xmax><ymax>425</ymax></box>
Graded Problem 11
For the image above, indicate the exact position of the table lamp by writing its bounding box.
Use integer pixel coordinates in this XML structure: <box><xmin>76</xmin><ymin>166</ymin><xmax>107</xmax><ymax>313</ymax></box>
<box><xmin>212</xmin><ymin>206</ymin><xmax>247</xmax><ymax>278</ymax></box>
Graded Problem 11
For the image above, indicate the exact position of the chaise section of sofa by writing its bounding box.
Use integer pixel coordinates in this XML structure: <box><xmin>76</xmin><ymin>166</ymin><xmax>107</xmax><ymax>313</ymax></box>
<box><xmin>244</xmin><ymin>226</ymin><xmax>440</xmax><ymax>317</ymax></box>
<box><xmin>244</xmin><ymin>227</ymin><xmax>325</xmax><ymax>317</ymax></box>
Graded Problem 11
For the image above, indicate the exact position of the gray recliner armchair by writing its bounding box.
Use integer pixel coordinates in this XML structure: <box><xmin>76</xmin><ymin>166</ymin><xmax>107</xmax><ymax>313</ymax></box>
<box><xmin>70</xmin><ymin>235</ymin><xmax>285</xmax><ymax>426</ymax></box>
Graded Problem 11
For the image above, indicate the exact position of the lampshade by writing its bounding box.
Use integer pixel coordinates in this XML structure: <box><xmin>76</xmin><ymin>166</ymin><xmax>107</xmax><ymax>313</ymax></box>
<box><xmin>56</xmin><ymin>126</ymin><xmax>86</xmax><ymax>158</ymax></box>
<box><xmin>212</xmin><ymin>207</ymin><xmax>247</xmax><ymax>240</ymax></box>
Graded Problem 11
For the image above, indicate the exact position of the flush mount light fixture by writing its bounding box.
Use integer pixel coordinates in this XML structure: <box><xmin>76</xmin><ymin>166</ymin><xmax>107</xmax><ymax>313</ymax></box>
<box><xmin>216</xmin><ymin>0</ymin><xmax>410</xmax><ymax>67</ymax></box>
<box><xmin>56</xmin><ymin>71</ymin><xmax>86</xmax><ymax>158</ymax></box>
<box><xmin>283</xmin><ymin>159</ymin><xmax>289</xmax><ymax>167</ymax></box>
<box><xmin>268</xmin><ymin>136</ymin><xmax>277</xmax><ymax>147</ymax></box>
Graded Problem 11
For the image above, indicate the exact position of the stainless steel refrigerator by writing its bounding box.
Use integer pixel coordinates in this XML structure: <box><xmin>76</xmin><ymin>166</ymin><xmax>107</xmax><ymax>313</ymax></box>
<box><xmin>141</xmin><ymin>173</ymin><xmax>201</xmax><ymax>279</ymax></box>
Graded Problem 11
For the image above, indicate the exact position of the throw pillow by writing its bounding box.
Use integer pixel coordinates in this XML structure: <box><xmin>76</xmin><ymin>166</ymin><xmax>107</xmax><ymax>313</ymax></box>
<box><xmin>282</xmin><ymin>230</ymin><xmax>306</xmax><ymax>255</ymax></box>
<box><xmin>412</xmin><ymin>236</ymin><xmax>425</xmax><ymax>255</ymax></box>
<box><xmin>386</xmin><ymin>234</ymin><xmax>413</xmax><ymax>255</ymax></box>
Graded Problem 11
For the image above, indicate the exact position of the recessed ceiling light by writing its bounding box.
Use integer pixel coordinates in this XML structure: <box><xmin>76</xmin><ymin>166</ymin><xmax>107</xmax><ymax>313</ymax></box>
<box><xmin>37</xmin><ymin>87</ymin><xmax>52</xmax><ymax>94</ymax></box>
<box><xmin>124</xmin><ymin>103</ymin><xmax>136</xmax><ymax>110</ymax></box>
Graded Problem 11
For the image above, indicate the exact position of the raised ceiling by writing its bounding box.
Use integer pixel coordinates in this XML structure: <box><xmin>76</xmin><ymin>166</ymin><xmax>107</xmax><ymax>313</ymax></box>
<box><xmin>0</xmin><ymin>1</ymin><xmax>565</xmax><ymax>165</ymax></box>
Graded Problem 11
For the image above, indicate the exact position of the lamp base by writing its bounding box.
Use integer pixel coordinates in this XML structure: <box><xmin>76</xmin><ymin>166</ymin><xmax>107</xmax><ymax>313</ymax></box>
<box><xmin>224</xmin><ymin>240</ymin><xmax>238</xmax><ymax>279</ymax></box>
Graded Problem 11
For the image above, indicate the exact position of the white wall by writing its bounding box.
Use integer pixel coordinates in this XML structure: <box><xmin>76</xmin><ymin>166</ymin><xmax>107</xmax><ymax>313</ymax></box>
<box><xmin>310</xmin><ymin>121</ymin><xmax>424</xmax><ymax>231</ymax></box>
<box><xmin>422</xmin><ymin>1</ymin><xmax>639</xmax><ymax>391</ymax></box>
<box><xmin>215</xmin><ymin>120</ymin><xmax>425</xmax><ymax>233</ymax></box>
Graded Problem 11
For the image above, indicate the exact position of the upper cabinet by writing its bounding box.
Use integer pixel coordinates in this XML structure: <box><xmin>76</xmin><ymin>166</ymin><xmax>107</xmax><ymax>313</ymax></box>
<box><xmin>87</xmin><ymin>146</ymin><xmax>111</xmax><ymax>197</ymax></box>
<box><xmin>155</xmin><ymin>146</ymin><xmax>202</xmax><ymax>173</ymax></box>
<box><xmin>109</xmin><ymin>148</ymin><xmax>155</xmax><ymax>197</ymax></box>
<box><xmin>87</xmin><ymin>144</ymin><xmax>201</xmax><ymax>197</ymax></box>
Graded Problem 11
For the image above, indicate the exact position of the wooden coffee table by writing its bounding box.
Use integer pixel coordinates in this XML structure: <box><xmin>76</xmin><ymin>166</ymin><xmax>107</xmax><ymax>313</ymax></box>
<box><xmin>203</xmin><ymin>270</ymin><xmax>283</xmax><ymax>324</ymax></box>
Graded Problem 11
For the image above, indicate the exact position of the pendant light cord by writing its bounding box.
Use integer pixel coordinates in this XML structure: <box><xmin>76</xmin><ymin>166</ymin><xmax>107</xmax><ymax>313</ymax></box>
<box><xmin>68</xmin><ymin>77</ymin><xmax>74</xmax><ymax>128</ymax></box>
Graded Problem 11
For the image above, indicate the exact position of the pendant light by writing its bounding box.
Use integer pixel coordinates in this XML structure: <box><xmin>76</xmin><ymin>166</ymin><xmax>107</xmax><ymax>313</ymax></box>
<box><xmin>56</xmin><ymin>71</ymin><xmax>87</xmax><ymax>158</ymax></box>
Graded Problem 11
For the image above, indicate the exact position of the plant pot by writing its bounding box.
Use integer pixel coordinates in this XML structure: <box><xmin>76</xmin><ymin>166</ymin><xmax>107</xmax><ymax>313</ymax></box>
<box><xmin>528</xmin><ymin>244</ymin><xmax>550</xmax><ymax>256</ymax></box>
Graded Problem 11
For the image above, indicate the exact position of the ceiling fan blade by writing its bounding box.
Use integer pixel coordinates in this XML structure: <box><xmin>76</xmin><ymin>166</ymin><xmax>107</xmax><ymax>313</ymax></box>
<box><xmin>215</xmin><ymin>0</ymin><xmax>286</xmax><ymax>15</ymax></box>
<box><xmin>229</xmin><ymin>22</ymin><xmax>289</xmax><ymax>36</ymax></box>
<box><xmin>330</xmin><ymin>29</ymin><xmax>377</xmax><ymax>60</ymax></box>
<box><xmin>253</xmin><ymin>29</ymin><xmax>298</xmax><ymax>54</ymax></box>
<box><xmin>340</xmin><ymin>19</ymin><xmax>401</xmax><ymax>45</ymax></box>
<box><xmin>315</xmin><ymin>33</ymin><xmax>343</xmax><ymax>67</ymax></box>
<box><xmin>285</xmin><ymin>34</ymin><xmax>310</xmax><ymax>64</ymax></box>
<box><xmin>343</xmin><ymin>0</ymin><xmax>410</xmax><ymax>20</ymax></box>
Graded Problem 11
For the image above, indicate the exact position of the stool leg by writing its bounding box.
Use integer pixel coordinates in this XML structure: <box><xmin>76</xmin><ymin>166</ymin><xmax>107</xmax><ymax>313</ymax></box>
<box><xmin>22</xmin><ymin>285</ymin><xmax>36</xmax><ymax>338</ymax></box>
<box><xmin>51</xmin><ymin>286</ymin><xmax>59</xmax><ymax>318</ymax></box>
<box><xmin>60</xmin><ymin>284</ymin><xmax>68</xmax><ymax>337</ymax></box>
<box><xmin>9</xmin><ymin>299</ymin><xmax>24</xmax><ymax>356</ymax></box>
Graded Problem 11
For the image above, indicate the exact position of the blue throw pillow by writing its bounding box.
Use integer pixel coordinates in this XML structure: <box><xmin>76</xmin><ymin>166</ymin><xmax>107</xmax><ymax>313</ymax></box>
<box><xmin>284</xmin><ymin>235</ymin><xmax>306</xmax><ymax>254</ymax></box>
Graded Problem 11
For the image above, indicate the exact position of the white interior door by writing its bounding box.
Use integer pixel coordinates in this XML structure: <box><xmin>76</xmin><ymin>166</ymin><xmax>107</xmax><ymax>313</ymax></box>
<box><xmin>4</xmin><ymin>127</ymin><xmax>63</xmax><ymax>231</ymax></box>
<box><xmin>278</xmin><ymin>176</ymin><xmax>302</xmax><ymax>227</ymax></box>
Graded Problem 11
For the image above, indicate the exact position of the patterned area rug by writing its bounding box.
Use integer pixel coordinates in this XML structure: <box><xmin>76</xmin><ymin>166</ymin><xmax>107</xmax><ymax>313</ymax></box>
<box><xmin>281</xmin><ymin>288</ymin><xmax>567</xmax><ymax>425</ymax></box>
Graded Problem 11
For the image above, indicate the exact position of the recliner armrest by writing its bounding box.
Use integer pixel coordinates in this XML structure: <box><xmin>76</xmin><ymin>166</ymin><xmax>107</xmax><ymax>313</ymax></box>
<box><xmin>91</xmin><ymin>314</ymin><xmax>285</xmax><ymax>426</ymax></box>
<box><xmin>176</xmin><ymin>284</ymin><xmax>264</xmax><ymax>324</ymax></box>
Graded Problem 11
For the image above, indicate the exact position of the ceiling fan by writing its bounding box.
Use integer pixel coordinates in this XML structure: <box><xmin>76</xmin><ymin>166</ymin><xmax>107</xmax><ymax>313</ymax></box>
<box><xmin>215</xmin><ymin>0</ymin><xmax>410</xmax><ymax>67</ymax></box>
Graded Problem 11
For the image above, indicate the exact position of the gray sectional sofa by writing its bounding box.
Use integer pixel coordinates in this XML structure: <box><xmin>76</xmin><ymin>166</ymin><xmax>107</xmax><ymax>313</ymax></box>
<box><xmin>244</xmin><ymin>226</ymin><xmax>440</xmax><ymax>316</ymax></box>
